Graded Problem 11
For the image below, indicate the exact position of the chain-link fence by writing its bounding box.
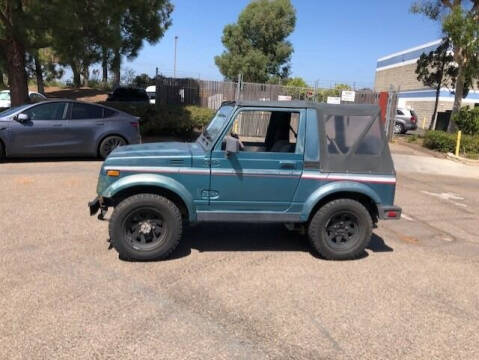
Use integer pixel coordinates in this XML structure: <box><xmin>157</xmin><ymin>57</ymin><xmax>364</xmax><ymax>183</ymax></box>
<box><xmin>155</xmin><ymin>75</ymin><xmax>398</xmax><ymax>138</ymax></box>
<box><xmin>155</xmin><ymin>77</ymin><xmax>384</xmax><ymax>108</ymax></box>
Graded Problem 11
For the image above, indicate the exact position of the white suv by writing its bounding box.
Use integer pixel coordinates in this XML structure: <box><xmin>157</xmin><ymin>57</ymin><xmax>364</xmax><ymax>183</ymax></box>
<box><xmin>0</xmin><ymin>90</ymin><xmax>47</xmax><ymax>109</ymax></box>
<box><xmin>395</xmin><ymin>107</ymin><xmax>418</xmax><ymax>134</ymax></box>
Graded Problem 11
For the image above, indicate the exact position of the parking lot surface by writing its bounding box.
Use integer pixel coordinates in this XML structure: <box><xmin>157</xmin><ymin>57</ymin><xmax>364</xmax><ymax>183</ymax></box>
<box><xmin>1</xmin><ymin>157</ymin><xmax>478</xmax><ymax>359</ymax></box>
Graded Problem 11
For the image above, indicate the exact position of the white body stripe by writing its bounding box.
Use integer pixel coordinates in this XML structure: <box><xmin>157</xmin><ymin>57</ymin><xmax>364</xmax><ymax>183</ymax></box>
<box><xmin>104</xmin><ymin>166</ymin><xmax>396</xmax><ymax>184</ymax></box>
<box><xmin>104</xmin><ymin>166</ymin><xmax>210</xmax><ymax>175</ymax></box>
<box><xmin>302</xmin><ymin>172</ymin><xmax>396</xmax><ymax>184</ymax></box>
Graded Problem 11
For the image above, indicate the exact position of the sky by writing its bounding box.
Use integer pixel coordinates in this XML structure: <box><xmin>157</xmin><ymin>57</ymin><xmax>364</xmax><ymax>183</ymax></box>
<box><xmin>126</xmin><ymin>0</ymin><xmax>444</xmax><ymax>88</ymax></box>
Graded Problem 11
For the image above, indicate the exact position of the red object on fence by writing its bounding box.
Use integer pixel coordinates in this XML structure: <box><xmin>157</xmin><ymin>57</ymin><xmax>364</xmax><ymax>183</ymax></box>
<box><xmin>378</xmin><ymin>92</ymin><xmax>388</xmax><ymax>124</ymax></box>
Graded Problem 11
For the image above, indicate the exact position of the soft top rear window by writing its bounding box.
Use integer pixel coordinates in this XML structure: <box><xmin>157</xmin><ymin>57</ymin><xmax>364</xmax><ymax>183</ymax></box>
<box><xmin>315</xmin><ymin>104</ymin><xmax>394</xmax><ymax>175</ymax></box>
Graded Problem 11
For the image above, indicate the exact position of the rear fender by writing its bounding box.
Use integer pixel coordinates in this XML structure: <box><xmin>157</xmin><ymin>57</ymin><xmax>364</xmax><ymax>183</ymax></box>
<box><xmin>301</xmin><ymin>181</ymin><xmax>381</xmax><ymax>221</ymax></box>
<box><xmin>102</xmin><ymin>173</ymin><xmax>196</xmax><ymax>222</ymax></box>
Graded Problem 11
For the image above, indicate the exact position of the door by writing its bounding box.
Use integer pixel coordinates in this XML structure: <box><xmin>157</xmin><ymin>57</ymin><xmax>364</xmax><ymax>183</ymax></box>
<box><xmin>209</xmin><ymin>108</ymin><xmax>305</xmax><ymax>212</ymax></box>
<box><xmin>67</xmin><ymin>102</ymin><xmax>105</xmax><ymax>155</ymax></box>
<box><xmin>8</xmin><ymin>102</ymin><xmax>69</xmax><ymax>156</ymax></box>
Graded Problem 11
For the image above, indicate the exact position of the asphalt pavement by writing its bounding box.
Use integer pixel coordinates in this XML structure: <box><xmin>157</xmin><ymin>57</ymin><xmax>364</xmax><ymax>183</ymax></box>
<box><xmin>1</xmin><ymin>149</ymin><xmax>478</xmax><ymax>359</ymax></box>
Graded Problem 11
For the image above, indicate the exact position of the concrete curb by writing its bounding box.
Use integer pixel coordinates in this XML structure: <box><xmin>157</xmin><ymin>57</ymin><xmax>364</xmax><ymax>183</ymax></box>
<box><xmin>446</xmin><ymin>152</ymin><xmax>479</xmax><ymax>166</ymax></box>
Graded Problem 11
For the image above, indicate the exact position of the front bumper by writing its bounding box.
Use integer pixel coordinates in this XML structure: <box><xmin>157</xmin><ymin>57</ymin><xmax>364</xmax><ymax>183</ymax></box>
<box><xmin>89</xmin><ymin>196</ymin><xmax>108</xmax><ymax>219</ymax></box>
<box><xmin>377</xmin><ymin>205</ymin><xmax>402</xmax><ymax>220</ymax></box>
<box><xmin>88</xmin><ymin>196</ymin><xmax>101</xmax><ymax>216</ymax></box>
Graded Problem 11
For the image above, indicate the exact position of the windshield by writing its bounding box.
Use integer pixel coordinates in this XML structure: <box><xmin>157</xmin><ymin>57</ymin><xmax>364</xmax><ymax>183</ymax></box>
<box><xmin>204</xmin><ymin>104</ymin><xmax>234</xmax><ymax>140</ymax></box>
<box><xmin>0</xmin><ymin>104</ymin><xmax>30</xmax><ymax>117</ymax></box>
<box><xmin>0</xmin><ymin>92</ymin><xmax>10</xmax><ymax>101</ymax></box>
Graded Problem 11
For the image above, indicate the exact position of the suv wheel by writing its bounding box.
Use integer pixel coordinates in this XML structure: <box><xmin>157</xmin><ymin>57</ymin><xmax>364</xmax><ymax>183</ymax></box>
<box><xmin>308</xmin><ymin>199</ymin><xmax>372</xmax><ymax>260</ymax></box>
<box><xmin>99</xmin><ymin>136</ymin><xmax>126</xmax><ymax>159</ymax></box>
<box><xmin>109</xmin><ymin>194</ymin><xmax>182</xmax><ymax>261</ymax></box>
<box><xmin>393</xmin><ymin>122</ymin><xmax>405</xmax><ymax>135</ymax></box>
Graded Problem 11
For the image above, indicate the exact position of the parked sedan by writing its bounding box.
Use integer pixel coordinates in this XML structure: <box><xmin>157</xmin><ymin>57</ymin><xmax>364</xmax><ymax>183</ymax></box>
<box><xmin>0</xmin><ymin>100</ymin><xmax>141</xmax><ymax>160</ymax></box>
<box><xmin>0</xmin><ymin>90</ymin><xmax>47</xmax><ymax>109</ymax></box>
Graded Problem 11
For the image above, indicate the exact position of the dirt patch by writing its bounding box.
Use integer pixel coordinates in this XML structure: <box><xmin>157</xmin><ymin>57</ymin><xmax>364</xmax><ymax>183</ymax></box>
<box><xmin>390</xmin><ymin>137</ymin><xmax>445</xmax><ymax>158</ymax></box>
<box><xmin>44</xmin><ymin>87</ymin><xmax>109</xmax><ymax>103</ymax></box>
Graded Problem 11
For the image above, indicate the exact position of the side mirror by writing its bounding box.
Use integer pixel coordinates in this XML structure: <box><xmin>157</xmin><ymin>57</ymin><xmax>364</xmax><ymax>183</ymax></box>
<box><xmin>17</xmin><ymin>113</ymin><xmax>30</xmax><ymax>122</ymax></box>
<box><xmin>225</xmin><ymin>135</ymin><xmax>240</xmax><ymax>157</ymax></box>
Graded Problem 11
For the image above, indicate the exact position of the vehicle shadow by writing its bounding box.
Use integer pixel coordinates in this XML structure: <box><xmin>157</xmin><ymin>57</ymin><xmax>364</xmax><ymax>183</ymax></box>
<box><xmin>118</xmin><ymin>223</ymin><xmax>393</xmax><ymax>262</ymax></box>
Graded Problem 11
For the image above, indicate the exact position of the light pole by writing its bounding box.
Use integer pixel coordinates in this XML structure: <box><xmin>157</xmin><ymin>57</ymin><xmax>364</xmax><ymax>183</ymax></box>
<box><xmin>174</xmin><ymin>35</ymin><xmax>178</xmax><ymax>78</ymax></box>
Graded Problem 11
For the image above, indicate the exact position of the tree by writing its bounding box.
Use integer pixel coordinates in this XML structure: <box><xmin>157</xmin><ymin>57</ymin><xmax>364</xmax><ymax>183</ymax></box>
<box><xmin>415</xmin><ymin>38</ymin><xmax>458</xmax><ymax>129</ymax></box>
<box><xmin>0</xmin><ymin>0</ymin><xmax>34</xmax><ymax>106</ymax></box>
<box><xmin>108</xmin><ymin>0</ymin><xmax>173</xmax><ymax>88</ymax></box>
<box><xmin>215</xmin><ymin>0</ymin><xmax>296</xmax><ymax>83</ymax></box>
<box><xmin>45</xmin><ymin>0</ymin><xmax>172</xmax><ymax>88</ymax></box>
<box><xmin>285</xmin><ymin>77</ymin><xmax>308</xmax><ymax>88</ymax></box>
<box><xmin>0</xmin><ymin>51</ymin><xmax>6</xmax><ymax>88</ymax></box>
<box><xmin>46</xmin><ymin>0</ymin><xmax>105</xmax><ymax>87</ymax></box>
<box><xmin>26</xmin><ymin>48</ymin><xmax>64</xmax><ymax>93</ymax></box>
<box><xmin>411</xmin><ymin>0</ymin><xmax>479</xmax><ymax>131</ymax></box>
<box><xmin>317</xmin><ymin>84</ymin><xmax>352</xmax><ymax>102</ymax></box>
<box><xmin>133</xmin><ymin>73</ymin><xmax>155</xmax><ymax>88</ymax></box>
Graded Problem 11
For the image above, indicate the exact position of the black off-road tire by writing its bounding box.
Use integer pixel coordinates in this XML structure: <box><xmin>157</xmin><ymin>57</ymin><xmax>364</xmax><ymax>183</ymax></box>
<box><xmin>308</xmin><ymin>199</ymin><xmax>372</xmax><ymax>260</ymax></box>
<box><xmin>109</xmin><ymin>194</ymin><xmax>182</xmax><ymax>261</ymax></box>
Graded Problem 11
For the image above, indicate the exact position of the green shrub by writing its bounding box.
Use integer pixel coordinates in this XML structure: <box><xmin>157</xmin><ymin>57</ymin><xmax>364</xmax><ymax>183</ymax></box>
<box><xmin>460</xmin><ymin>134</ymin><xmax>479</xmax><ymax>155</ymax></box>
<box><xmin>453</xmin><ymin>106</ymin><xmax>479</xmax><ymax>135</ymax></box>
<box><xmin>423</xmin><ymin>131</ymin><xmax>456</xmax><ymax>153</ymax></box>
<box><xmin>424</xmin><ymin>130</ymin><xmax>479</xmax><ymax>155</ymax></box>
<box><xmin>101</xmin><ymin>102</ymin><xmax>215</xmax><ymax>139</ymax></box>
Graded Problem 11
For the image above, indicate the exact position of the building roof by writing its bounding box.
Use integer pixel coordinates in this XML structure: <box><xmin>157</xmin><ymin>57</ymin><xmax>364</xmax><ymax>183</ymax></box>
<box><xmin>376</xmin><ymin>39</ymin><xmax>442</xmax><ymax>71</ymax></box>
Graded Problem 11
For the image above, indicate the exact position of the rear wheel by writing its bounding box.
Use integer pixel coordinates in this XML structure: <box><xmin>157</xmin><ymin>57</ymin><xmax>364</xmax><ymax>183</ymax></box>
<box><xmin>109</xmin><ymin>194</ymin><xmax>182</xmax><ymax>261</ymax></box>
<box><xmin>308</xmin><ymin>199</ymin><xmax>372</xmax><ymax>260</ymax></box>
<box><xmin>99</xmin><ymin>135</ymin><xmax>126</xmax><ymax>159</ymax></box>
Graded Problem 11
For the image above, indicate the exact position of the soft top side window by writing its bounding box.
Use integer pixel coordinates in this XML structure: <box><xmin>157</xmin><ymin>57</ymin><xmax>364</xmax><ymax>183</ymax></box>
<box><xmin>226</xmin><ymin>110</ymin><xmax>299</xmax><ymax>153</ymax></box>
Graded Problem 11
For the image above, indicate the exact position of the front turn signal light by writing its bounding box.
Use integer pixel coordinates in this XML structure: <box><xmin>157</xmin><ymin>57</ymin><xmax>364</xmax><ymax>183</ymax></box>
<box><xmin>107</xmin><ymin>170</ymin><xmax>120</xmax><ymax>177</ymax></box>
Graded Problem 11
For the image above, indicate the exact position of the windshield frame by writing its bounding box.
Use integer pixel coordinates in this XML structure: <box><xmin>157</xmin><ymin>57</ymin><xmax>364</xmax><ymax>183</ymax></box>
<box><xmin>196</xmin><ymin>103</ymin><xmax>235</xmax><ymax>150</ymax></box>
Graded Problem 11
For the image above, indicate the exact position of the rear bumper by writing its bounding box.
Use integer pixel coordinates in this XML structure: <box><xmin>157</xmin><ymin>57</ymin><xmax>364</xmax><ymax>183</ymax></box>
<box><xmin>377</xmin><ymin>205</ymin><xmax>402</xmax><ymax>220</ymax></box>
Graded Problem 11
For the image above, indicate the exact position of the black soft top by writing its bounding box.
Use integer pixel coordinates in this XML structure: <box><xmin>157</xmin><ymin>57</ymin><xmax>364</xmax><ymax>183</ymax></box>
<box><xmin>231</xmin><ymin>101</ymin><xmax>394</xmax><ymax>175</ymax></box>
<box><xmin>315</xmin><ymin>104</ymin><xmax>394</xmax><ymax>175</ymax></box>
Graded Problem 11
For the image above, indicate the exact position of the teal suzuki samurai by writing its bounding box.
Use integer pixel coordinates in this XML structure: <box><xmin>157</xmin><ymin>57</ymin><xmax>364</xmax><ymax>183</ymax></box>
<box><xmin>89</xmin><ymin>101</ymin><xmax>401</xmax><ymax>260</ymax></box>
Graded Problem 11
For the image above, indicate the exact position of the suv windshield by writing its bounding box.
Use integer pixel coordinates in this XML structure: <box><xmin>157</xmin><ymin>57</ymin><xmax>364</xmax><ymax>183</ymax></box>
<box><xmin>203</xmin><ymin>104</ymin><xmax>234</xmax><ymax>140</ymax></box>
<box><xmin>0</xmin><ymin>92</ymin><xmax>10</xmax><ymax>101</ymax></box>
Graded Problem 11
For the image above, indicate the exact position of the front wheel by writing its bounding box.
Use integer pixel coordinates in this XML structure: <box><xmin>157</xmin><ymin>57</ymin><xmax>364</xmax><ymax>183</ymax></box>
<box><xmin>308</xmin><ymin>199</ymin><xmax>372</xmax><ymax>260</ymax></box>
<box><xmin>109</xmin><ymin>194</ymin><xmax>182</xmax><ymax>261</ymax></box>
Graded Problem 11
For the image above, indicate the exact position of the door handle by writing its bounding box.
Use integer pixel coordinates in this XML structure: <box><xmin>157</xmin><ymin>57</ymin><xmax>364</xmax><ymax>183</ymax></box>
<box><xmin>52</xmin><ymin>124</ymin><xmax>63</xmax><ymax>127</ymax></box>
<box><xmin>280</xmin><ymin>161</ymin><xmax>296</xmax><ymax>169</ymax></box>
<box><xmin>96</xmin><ymin>123</ymin><xmax>105</xmax><ymax>126</ymax></box>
